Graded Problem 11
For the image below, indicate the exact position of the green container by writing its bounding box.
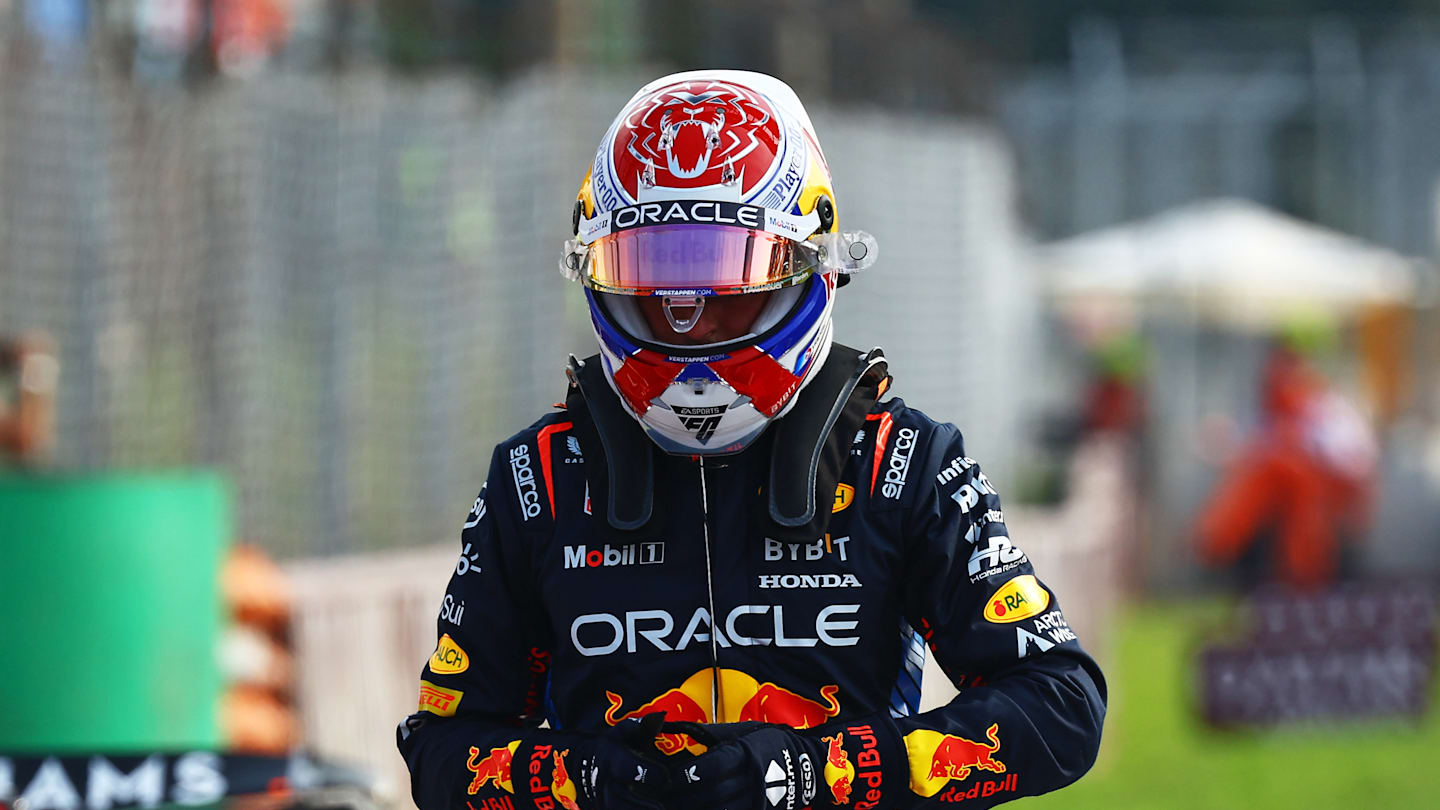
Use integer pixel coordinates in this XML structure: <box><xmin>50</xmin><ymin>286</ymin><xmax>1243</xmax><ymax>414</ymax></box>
<box><xmin>0</xmin><ymin>472</ymin><xmax>230</xmax><ymax>752</ymax></box>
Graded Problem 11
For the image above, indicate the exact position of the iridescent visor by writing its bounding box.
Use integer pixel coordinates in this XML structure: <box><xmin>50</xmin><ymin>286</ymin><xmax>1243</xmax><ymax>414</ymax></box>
<box><xmin>586</xmin><ymin>225</ymin><xmax>816</xmax><ymax>296</ymax></box>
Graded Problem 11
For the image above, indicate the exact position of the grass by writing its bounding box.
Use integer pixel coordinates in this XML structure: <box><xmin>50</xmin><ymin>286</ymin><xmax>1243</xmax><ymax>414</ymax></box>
<box><xmin>1020</xmin><ymin>600</ymin><xmax>1440</xmax><ymax>809</ymax></box>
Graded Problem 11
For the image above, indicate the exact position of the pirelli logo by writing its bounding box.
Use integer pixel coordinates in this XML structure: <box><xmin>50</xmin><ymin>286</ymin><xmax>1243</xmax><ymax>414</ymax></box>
<box><xmin>418</xmin><ymin>680</ymin><xmax>463</xmax><ymax>717</ymax></box>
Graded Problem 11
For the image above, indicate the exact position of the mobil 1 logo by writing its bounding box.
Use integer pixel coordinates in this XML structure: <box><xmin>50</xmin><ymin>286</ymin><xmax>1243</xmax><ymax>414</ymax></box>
<box><xmin>564</xmin><ymin>542</ymin><xmax>665</xmax><ymax>570</ymax></box>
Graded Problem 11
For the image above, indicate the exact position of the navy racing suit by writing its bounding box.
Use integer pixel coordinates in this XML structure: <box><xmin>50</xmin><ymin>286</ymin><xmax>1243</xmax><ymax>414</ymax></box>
<box><xmin>397</xmin><ymin>346</ymin><xmax>1106</xmax><ymax>809</ymax></box>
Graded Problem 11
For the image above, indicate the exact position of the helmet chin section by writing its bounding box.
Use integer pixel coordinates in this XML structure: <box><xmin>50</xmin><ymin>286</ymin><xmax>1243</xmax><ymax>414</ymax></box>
<box><xmin>591</xmin><ymin>276</ymin><xmax>837</xmax><ymax>456</ymax></box>
<box><xmin>644</xmin><ymin>380</ymin><xmax>771</xmax><ymax>455</ymax></box>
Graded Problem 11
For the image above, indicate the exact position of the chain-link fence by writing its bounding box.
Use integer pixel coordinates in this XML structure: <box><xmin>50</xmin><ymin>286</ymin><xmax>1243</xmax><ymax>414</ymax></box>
<box><xmin>1003</xmin><ymin>17</ymin><xmax>1440</xmax><ymax>257</ymax></box>
<box><xmin>0</xmin><ymin>43</ymin><xmax>1031</xmax><ymax>559</ymax></box>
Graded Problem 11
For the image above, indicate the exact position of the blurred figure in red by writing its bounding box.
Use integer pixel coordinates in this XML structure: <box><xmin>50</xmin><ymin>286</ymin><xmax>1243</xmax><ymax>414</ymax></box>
<box><xmin>1081</xmin><ymin>333</ymin><xmax>1147</xmax><ymax>438</ymax></box>
<box><xmin>1197</xmin><ymin>333</ymin><xmax>1377</xmax><ymax>589</ymax></box>
<box><xmin>0</xmin><ymin>332</ymin><xmax>58</xmax><ymax>464</ymax></box>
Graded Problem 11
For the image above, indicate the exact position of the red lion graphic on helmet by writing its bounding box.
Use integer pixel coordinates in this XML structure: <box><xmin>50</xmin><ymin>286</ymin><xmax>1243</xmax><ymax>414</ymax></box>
<box><xmin>612</xmin><ymin>80</ymin><xmax>783</xmax><ymax>200</ymax></box>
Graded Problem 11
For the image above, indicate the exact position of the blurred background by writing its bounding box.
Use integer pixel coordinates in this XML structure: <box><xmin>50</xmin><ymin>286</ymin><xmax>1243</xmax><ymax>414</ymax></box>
<box><xmin>2</xmin><ymin>1</ymin><xmax>1439</xmax><ymax>808</ymax></box>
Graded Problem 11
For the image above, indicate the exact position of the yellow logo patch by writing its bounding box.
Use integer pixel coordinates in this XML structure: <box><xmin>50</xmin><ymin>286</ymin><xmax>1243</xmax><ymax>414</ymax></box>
<box><xmin>418</xmin><ymin>680</ymin><xmax>463</xmax><ymax>717</ymax></box>
<box><xmin>903</xmin><ymin>724</ymin><xmax>1007</xmax><ymax>797</ymax></box>
<box><xmin>429</xmin><ymin>633</ymin><xmax>469</xmax><ymax>675</ymax></box>
<box><xmin>833</xmin><ymin>483</ymin><xmax>855</xmax><ymax>513</ymax></box>
<box><xmin>983</xmin><ymin>575</ymin><xmax>1050</xmax><ymax>624</ymax></box>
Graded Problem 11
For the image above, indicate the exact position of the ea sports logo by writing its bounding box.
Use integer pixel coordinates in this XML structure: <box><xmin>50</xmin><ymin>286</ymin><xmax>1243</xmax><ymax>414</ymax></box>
<box><xmin>612</xmin><ymin>80</ymin><xmax>783</xmax><ymax>201</ymax></box>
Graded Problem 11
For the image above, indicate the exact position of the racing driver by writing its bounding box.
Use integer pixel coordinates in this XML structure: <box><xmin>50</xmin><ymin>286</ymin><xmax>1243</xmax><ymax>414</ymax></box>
<box><xmin>398</xmin><ymin>70</ymin><xmax>1106</xmax><ymax>810</ymax></box>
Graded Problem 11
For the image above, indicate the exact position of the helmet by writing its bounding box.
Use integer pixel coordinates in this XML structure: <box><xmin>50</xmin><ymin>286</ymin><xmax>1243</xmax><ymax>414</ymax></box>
<box><xmin>561</xmin><ymin>70</ymin><xmax>876</xmax><ymax>455</ymax></box>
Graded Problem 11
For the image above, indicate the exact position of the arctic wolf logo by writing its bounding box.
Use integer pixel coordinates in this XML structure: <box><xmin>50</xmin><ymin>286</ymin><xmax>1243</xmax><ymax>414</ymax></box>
<box><xmin>613</xmin><ymin>80</ymin><xmax>782</xmax><ymax>199</ymax></box>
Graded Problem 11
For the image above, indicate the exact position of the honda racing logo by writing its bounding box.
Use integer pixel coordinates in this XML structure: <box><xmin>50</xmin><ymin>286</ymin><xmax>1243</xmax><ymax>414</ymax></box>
<box><xmin>759</xmin><ymin>573</ymin><xmax>863</xmax><ymax>589</ymax></box>
<box><xmin>967</xmin><ymin>534</ymin><xmax>1027</xmax><ymax>581</ymax></box>
<box><xmin>882</xmin><ymin>428</ymin><xmax>917</xmax><ymax>499</ymax></box>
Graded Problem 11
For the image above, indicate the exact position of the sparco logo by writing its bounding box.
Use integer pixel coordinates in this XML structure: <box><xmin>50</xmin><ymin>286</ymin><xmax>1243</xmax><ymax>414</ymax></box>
<box><xmin>564</xmin><ymin>542</ymin><xmax>665</xmax><ymax>569</ymax></box>
<box><xmin>509</xmin><ymin>444</ymin><xmax>542</xmax><ymax>520</ymax></box>
<box><xmin>882</xmin><ymin>427</ymin><xmax>918</xmax><ymax>499</ymax></box>
<box><xmin>610</xmin><ymin>200</ymin><xmax>764</xmax><ymax>233</ymax></box>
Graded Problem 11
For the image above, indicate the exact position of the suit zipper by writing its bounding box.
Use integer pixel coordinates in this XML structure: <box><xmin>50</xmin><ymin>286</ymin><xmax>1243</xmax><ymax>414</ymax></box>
<box><xmin>697</xmin><ymin>456</ymin><xmax>723</xmax><ymax>722</ymax></box>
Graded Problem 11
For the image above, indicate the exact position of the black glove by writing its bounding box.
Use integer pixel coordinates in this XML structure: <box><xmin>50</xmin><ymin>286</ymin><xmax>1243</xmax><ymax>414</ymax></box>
<box><xmin>657</xmin><ymin>717</ymin><xmax>908</xmax><ymax>810</ymax></box>
<box><xmin>654</xmin><ymin>721</ymin><xmax>826</xmax><ymax>810</ymax></box>
<box><xmin>506</xmin><ymin>714</ymin><xmax>672</xmax><ymax>810</ymax></box>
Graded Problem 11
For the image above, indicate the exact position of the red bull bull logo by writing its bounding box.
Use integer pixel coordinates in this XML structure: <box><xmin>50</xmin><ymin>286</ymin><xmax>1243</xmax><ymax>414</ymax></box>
<box><xmin>903</xmin><ymin>724</ymin><xmax>1007</xmax><ymax>798</ymax></box>
<box><xmin>604</xmin><ymin>677</ymin><xmax>712</xmax><ymax>755</ymax></box>
<box><xmin>604</xmin><ymin>669</ymin><xmax>843</xmax><ymax>755</ymax></box>
<box><xmin>738</xmin><ymin>681</ymin><xmax>842</xmax><ymax>727</ymax></box>
<box><xmin>550</xmin><ymin>749</ymin><xmax>580</xmax><ymax>810</ymax></box>
<box><xmin>821</xmin><ymin>733</ymin><xmax>856</xmax><ymax>805</ymax></box>
<box><xmin>466</xmin><ymin>742</ymin><xmax>520</xmax><ymax>795</ymax></box>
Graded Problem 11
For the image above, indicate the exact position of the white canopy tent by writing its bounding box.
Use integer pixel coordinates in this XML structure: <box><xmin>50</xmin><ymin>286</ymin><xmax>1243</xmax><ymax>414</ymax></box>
<box><xmin>1037</xmin><ymin>198</ymin><xmax>1427</xmax><ymax>331</ymax></box>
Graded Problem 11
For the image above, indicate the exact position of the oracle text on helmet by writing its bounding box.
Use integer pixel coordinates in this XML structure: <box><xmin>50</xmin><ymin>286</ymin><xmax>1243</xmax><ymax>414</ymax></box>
<box><xmin>610</xmin><ymin>201</ymin><xmax>764</xmax><ymax>232</ymax></box>
<box><xmin>570</xmin><ymin>604</ymin><xmax>860</xmax><ymax>656</ymax></box>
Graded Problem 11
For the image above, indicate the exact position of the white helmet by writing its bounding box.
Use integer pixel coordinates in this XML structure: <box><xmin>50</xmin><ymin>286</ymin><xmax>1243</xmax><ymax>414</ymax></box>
<box><xmin>561</xmin><ymin>70</ymin><xmax>875</xmax><ymax>455</ymax></box>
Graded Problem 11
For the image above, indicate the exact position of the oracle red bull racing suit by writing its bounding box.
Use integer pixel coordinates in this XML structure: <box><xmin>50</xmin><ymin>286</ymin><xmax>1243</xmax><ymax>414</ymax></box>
<box><xmin>398</xmin><ymin>346</ymin><xmax>1106</xmax><ymax>809</ymax></box>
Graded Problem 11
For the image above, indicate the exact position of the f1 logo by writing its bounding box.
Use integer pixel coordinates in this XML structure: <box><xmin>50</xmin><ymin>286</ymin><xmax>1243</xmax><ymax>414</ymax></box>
<box><xmin>681</xmin><ymin>415</ymin><xmax>722</xmax><ymax>444</ymax></box>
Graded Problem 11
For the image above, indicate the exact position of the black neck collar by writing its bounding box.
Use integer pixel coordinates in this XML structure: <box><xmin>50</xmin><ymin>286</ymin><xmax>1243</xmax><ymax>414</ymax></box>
<box><xmin>564</xmin><ymin>345</ymin><xmax>890</xmax><ymax>539</ymax></box>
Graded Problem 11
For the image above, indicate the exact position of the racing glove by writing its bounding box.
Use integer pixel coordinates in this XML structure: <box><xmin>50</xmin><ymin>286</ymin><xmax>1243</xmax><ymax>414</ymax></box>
<box><xmin>442</xmin><ymin>715</ymin><xmax>671</xmax><ymax>810</ymax></box>
<box><xmin>657</xmin><ymin>715</ymin><xmax>908</xmax><ymax>810</ymax></box>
